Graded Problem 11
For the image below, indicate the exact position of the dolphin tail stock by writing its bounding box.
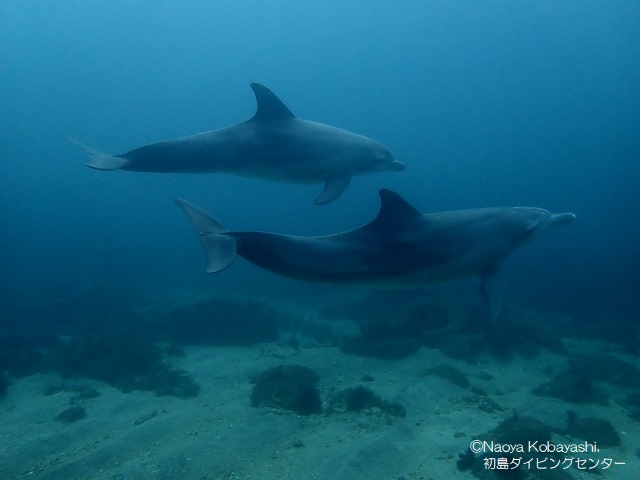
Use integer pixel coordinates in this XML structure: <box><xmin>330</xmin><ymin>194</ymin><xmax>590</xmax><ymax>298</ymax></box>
<box><xmin>174</xmin><ymin>198</ymin><xmax>237</xmax><ymax>273</ymax></box>
<box><xmin>65</xmin><ymin>136</ymin><xmax>128</xmax><ymax>170</ymax></box>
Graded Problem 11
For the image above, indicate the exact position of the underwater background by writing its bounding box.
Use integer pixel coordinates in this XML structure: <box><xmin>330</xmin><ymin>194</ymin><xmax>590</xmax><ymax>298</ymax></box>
<box><xmin>1</xmin><ymin>1</ymin><xmax>639</xmax><ymax>479</ymax></box>
<box><xmin>1</xmin><ymin>0</ymin><xmax>639</xmax><ymax>316</ymax></box>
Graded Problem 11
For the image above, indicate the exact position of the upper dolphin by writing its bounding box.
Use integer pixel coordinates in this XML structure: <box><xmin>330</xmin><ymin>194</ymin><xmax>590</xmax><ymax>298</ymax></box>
<box><xmin>68</xmin><ymin>83</ymin><xmax>404</xmax><ymax>205</ymax></box>
<box><xmin>176</xmin><ymin>189</ymin><xmax>576</xmax><ymax>322</ymax></box>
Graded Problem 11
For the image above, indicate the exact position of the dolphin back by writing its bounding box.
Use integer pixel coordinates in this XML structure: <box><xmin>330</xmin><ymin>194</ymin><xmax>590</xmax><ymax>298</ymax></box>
<box><xmin>175</xmin><ymin>198</ymin><xmax>237</xmax><ymax>273</ymax></box>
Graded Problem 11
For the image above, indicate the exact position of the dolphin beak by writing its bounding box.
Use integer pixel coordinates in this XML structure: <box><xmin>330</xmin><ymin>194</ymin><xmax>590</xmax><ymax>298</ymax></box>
<box><xmin>390</xmin><ymin>160</ymin><xmax>406</xmax><ymax>171</ymax></box>
<box><xmin>549</xmin><ymin>212</ymin><xmax>576</xmax><ymax>227</ymax></box>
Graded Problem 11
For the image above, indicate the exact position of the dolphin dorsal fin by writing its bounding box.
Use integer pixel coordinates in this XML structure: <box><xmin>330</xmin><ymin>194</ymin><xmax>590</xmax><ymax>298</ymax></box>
<box><xmin>372</xmin><ymin>189</ymin><xmax>423</xmax><ymax>228</ymax></box>
<box><xmin>250</xmin><ymin>83</ymin><xmax>295</xmax><ymax>121</ymax></box>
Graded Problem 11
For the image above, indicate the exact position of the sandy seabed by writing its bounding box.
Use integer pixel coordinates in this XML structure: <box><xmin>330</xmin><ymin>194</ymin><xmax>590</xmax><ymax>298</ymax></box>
<box><xmin>1</xmin><ymin>326</ymin><xmax>638</xmax><ymax>480</ymax></box>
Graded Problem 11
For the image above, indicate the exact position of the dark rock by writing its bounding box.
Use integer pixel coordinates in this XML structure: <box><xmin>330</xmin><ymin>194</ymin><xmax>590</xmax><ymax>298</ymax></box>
<box><xmin>250</xmin><ymin>365</ymin><xmax>322</xmax><ymax>415</ymax></box>
<box><xmin>53</xmin><ymin>335</ymin><xmax>162</xmax><ymax>384</ymax></box>
<box><xmin>429</xmin><ymin>316</ymin><xmax>567</xmax><ymax>362</ymax></box>
<box><xmin>568</xmin><ymin>353</ymin><xmax>640</xmax><ymax>388</ymax></box>
<box><xmin>281</xmin><ymin>337</ymin><xmax>300</xmax><ymax>350</ymax></box>
<box><xmin>340</xmin><ymin>337</ymin><xmax>421</xmax><ymax>359</ymax></box>
<box><xmin>461</xmin><ymin>395</ymin><xmax>504</xmax><ymax>414</ymax></box>
<box><xmin>456</xmin><ymin>415</ymin><xmax>564</xmax><ymax>479</ymax></box>
<box><xmin>342</xmin><ymin>385</ymin><xmax>377</xmax><ymax>412</ymax></box>
<box><xmin>621</xmin><ymin>390</ymin><xmax>640</xmax><ymax>408</ymax></box>
<box><xmin>532</xmin><ymin>371</ymin><xmax>608</xmax><ymax>405</ymax></box>
<box><xmin>133</xmin><ymin>410</ymin><xmax>158</xmax><ymax>426</ymax></box>
<box><xmin>167</xmin><ymin>296</ymin><xmax>281</xmax><ymax>346</ymax></box>
<box><xmin>490</xmin><ymin>415</ymin><xmax>553</xmax><ymax>448</ymax></box>
<box><xmin>620</xmin><ymin>391</ymin><xmax>640</xmax><ymax>422</ymax></box>
<box><xmin>456</xmin><ymin>450</ymin><xmax>476</xmax><ymax>472</ymax></box>
<box><xmin>164</xmin><ymin>344</ymin><xmax>186</xmax><ymax>357</ymax></box>
<box><xmin>425</xmin><ymin>364</ymin><xmax>470</xmax><ymax>388</ymax></box>
<box><xmin>564</xmin><ymin>415</ymin><xmax>620</xmax><ymax>447</ymax></box>
<box><xmin>51</xmin><ymin>336</ymin><xmax>200</xmax><ymax>398</ymax></box>
<box><xmin>328</xmin><ymin>385</ymin><xmax>406</xmax><ymax>418</ymax></box>
<box><xmin>124</xmin><ymin>365</ymin><xmax>201</xmax><ymax>398</ymax></box>
<box><xmin>44</xmin><ymin>383</ymin><xmax>101</xmax><ymax>400</ymax></box>
<box><xmin>348</xmin><ymin>294</ymin><xmax>452</xmax><ymax>342</ymax></box>
<box><xmin>55</xmin><ymin>406</ymin><xmax>87</xmax><ymax>423</ymax></box>
<box><xmin>560</xmin><ymin>312</ymin><xmax>640</xmax><ymax>354</ymax></box>
<box><xmin>0</xmin><ymin>344</ymin><xmax>48</xmax><ymax>378</ymax></box>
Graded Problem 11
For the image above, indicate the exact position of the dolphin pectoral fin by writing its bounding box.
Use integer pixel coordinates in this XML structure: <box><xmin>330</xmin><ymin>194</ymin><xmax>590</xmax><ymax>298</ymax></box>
<box><xmin>480</xmin><ymin>268</ymin><xmax>506</xmax><ymax>323</ymax></box>
<box><xmin>175</xmin><ymin>198</ymin><xmax>236</xmax><ymax>273</ymax></box>
<box><xmin>65</xmin><ymin>136</ymin><xmax>128</xmax><ymax>170</ymax></box>
<box><xmin>314</xmin><ymin>176</ymin><xmax>351</xmax><ymax>205</ymax></box>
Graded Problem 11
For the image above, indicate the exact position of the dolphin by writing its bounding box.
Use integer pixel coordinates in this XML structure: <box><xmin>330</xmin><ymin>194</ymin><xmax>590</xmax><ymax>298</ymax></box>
<box><xmin>175</xmin><ymin>189</ymin><xmax>575</xmax><ymax>322</ymax></box>
<box><xmin>68</xmin><ymin>83</ymin><xmax>403</xmax><ymax>205</ymax></box>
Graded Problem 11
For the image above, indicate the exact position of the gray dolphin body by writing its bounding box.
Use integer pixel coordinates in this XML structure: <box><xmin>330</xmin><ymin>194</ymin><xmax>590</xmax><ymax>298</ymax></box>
<box><xmin>176</xmin><ymin>189</ymin><xmax>575</xmax><ymax>322</ymax></box>
<box><xmin>69</xmin><ymin>83</ymin><xmax>403</xmax><ymax>205</ymax></box>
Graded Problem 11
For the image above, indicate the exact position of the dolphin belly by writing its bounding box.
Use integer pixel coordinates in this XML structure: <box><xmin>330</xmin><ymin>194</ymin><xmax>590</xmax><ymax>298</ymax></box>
<box><xmin>233</xmin><ymin>231</ymin><xmax>479</xmax><ymax>287</ymax></box>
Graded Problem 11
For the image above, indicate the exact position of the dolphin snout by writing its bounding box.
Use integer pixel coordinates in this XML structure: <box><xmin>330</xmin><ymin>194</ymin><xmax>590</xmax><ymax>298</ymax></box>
<box><xmin>390</xmin><ymin>159</ymin><xmax>406</xmax><ymax>171</ymax></box>
<box><xmin>550</xmin><ymin>212</ymin><xmax>576</xmax><ymax>226</ymax></box>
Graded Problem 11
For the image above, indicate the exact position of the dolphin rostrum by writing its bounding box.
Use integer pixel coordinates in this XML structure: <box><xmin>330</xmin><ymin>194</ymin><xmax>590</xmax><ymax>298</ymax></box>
<box><xmin>68</xmin><ymin>83</ymin><xmax>404</xmax><ymax>205</ymax></box>
<box><xmin>176</xmin><ymin>189</ymin><xmax>575</xmax><ymax>322</ymax></box>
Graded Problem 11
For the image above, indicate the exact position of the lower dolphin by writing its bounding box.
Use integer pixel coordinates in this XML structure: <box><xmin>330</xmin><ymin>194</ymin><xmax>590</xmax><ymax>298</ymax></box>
<box><xmin>176</xmin><ymin>189</ymin><xmax>575</xmax><ymax>322</ymax></box>
<box><xmin>68</xmin><ymin>83</ymin><xmax>404</xmax><ymax>205</ymax></box>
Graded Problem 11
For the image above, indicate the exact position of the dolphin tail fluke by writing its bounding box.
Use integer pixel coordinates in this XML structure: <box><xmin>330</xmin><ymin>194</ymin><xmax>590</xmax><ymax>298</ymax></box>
<box><xmin>65</xmin><ymin>136</ymin><xmax>128</xmax><ymax>170</ymax></box>
<box><xmin>175</xmin><ymin>198</ymin><xmax>237</xmax><ymax>273</ymax></box>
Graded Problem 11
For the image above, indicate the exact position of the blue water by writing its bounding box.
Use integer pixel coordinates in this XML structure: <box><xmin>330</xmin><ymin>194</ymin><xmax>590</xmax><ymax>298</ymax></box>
<box><xmin>2</xmin><ymin>1</ymin><xmax>638</xmax><ymax>318</ymax></box>
<box><xmin>1</xmin><ymin>3</ymin><xmax>638</xmax><ymax>355</ymax></box>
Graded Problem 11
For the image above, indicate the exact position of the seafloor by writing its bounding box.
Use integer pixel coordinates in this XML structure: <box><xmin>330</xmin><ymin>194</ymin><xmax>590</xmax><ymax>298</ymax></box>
<box><xmin>1</xmin><ymin>284</ymin><xmax>638</xmax><ymax>479</ymax></box>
